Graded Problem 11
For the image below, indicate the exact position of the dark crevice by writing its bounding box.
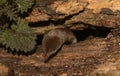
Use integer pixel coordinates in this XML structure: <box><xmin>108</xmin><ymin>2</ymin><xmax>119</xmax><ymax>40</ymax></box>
<box><xmin>29</xmin><ymin>10</ymin><xmax>84</xmax><ymax>27</ymax></box>
<box><xmin>72</xmin><ymin>26</ymin><xmax>111</xmax><ymax>41</ymax></box>
<box><xmin>50</xmin><ymin>10</ymin><xmax>84</xmax><ymax>25</ymax></box>
<box><xmin>36</xmin><ymin>26</ymin><xmax>111</xmax><ymax>45</ymax></box>
<box><xmin>36</xmin><ymin>35</ymin><xmax>43</xmax><ymax>45</ymax></box>
<box><xmin>29</xmin><ymin>21</ymin><xmax>51</xmax><ymax>27</ymax></box>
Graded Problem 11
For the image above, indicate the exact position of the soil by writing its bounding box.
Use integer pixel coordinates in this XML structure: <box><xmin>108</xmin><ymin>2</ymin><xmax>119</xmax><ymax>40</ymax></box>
<box><xmin>0</xmin><ymin>27</ymin><xmax>120</xmax><ymax>76</ymax></box>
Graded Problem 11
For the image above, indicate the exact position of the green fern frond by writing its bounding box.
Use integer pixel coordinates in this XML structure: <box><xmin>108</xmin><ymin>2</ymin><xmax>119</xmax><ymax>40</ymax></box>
<box><xmin>15</xmin><ymin>0</ymin><xmax>34</xmax><ymax>13</ymax></box>
<box><xmin>0</xmin><ymin>0</ymin><xmax>36</xmax><ymax>53</ymax></box>
<box><xmin>0</xmin><ymin>19</ymin><xmax>36</xmax><ymax>52</ymax></box>
<box><xmin>0</xmin><ymin>1</ymin><xmax>17</xmax><ymax>21</ymax></box>
<box><xmin>5</xmin><ymin>4</ymin><xmax>17</xmax><ymax>21</ymax></box>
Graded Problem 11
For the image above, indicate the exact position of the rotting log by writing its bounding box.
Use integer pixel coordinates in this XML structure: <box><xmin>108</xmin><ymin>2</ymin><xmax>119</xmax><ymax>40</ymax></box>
<box><xmin>0</xmin><ymin>0</ymin><xmax>119</xmax><ymax>75</ymax></box>
<box><xmin>0</xmin><ymin>38</ymin><xmax>112</xmax><ymax>75</ymax></box>
<box><xmin>25</xmin><ymin>0</ymin><xmax>120</xmax><ymax>34</ymax></box>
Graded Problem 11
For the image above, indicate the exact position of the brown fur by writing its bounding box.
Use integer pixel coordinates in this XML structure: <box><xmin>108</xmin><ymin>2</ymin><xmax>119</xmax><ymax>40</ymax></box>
<box><xmin>42</xmin><ymin>28</ymin><xmax>77</xmax><ymax>62</ymax></box>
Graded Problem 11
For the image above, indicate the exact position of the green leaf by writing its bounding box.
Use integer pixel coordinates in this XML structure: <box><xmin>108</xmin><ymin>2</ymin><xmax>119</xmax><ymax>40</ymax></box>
<box><xmin>0</xmin><ymin>0</ymin><xmax>7</xmax><ymax>4</ymax></box>
<box><xmin>15</xmin><ymin>0</ymin><xmax>34</xmax><ymax>13</ymax></box>
<box><xmin>6</xmin><ymin>7</ymin><xmax>17</xmax><ymax>21</ymax></box>
<box><xmin>0</xmin><ymin>0</ymin><xmax>36</xmax><ymax>53</ymax></box>
<box><xmin>0</xmin><ymin>19</ymin><xmax>36</xmax><ymax>52</ymax></box>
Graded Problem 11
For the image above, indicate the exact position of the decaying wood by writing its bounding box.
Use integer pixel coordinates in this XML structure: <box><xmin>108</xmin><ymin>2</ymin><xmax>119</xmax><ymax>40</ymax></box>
<box><xmin>25</xmin><ymin>0</ymin><xmax>120</xmax><ymax>34</ymax></box>
<box><xmin>0</xmin><ymin>0</ymin><xmax>120</xmax><ymax>75</ymax></box>
<box><xmin>0</xmin><ymin>31</ymin><xmax>120</xmax><ymax>75</ymax></box>
<box><xmin>36</xmin><ymin>38</ymin><xmax>110</xmax><ymax>63</ymax></box>
<box><xmin>0</xmin><ymin>38</ymin><xmax>111</xmax><ymax>75</ymax></box>
<box><xmin>32</xmin><ymin>24</ymin><xmax>86</xmax><ymax>34</ymax></box>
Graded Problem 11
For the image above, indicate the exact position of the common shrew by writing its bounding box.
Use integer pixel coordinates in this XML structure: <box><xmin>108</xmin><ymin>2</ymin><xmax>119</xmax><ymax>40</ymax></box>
<box><xmin>42</xmin><ymin>28</ymin><xmax>77</xmax><ymax>62</ymax></box>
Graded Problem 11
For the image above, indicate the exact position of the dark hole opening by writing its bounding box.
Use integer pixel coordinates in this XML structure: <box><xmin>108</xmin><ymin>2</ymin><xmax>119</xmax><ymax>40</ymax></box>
<box><xmin>36</xmin><ymin>35</ymin><xmax>43</xmax><ymax>45</ymax></box>
<box><xmin>36</xmin><ymin>26</ymin><xmax>111</xmax><ymax>45</ymax></box>
<box><xmin>72</xmin><ymin>27</ymin><xmax>111</xmax><ymax>41</ymax></box>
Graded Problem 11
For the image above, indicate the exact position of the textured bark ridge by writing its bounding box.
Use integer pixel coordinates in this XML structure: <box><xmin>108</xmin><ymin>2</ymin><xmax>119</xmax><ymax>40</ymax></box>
<box><xmin>25</xmin><ymin>0</ymin><xmax>120</xmax><ymax>34</ymax></box>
